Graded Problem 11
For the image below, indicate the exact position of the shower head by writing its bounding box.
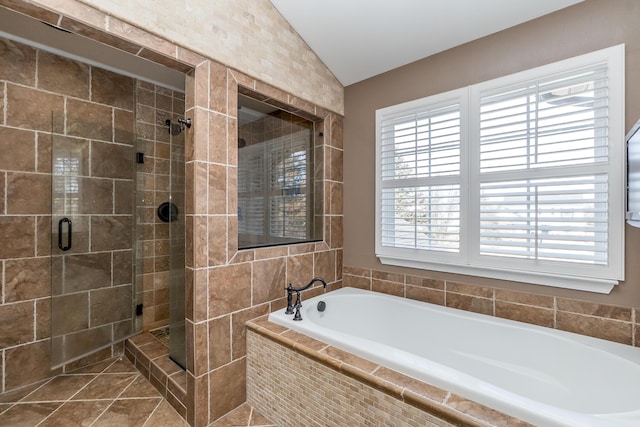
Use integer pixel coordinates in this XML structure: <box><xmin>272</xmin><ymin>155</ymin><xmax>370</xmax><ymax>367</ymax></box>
<box><xmin>165</xmin><ymin>118</ymin><xmax>191</xmax><ymax>135</ymax></box>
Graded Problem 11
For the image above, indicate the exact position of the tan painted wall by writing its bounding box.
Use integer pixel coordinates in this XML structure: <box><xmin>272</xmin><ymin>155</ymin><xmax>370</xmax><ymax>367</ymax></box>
<box><xmin>344</xmin><ymin>0</ymin><xmax>640</xmax><ymax>306</ymax></box>
<box><xmin>44</xmin><ymin>0</ymin><xmax>344</xmax><ymax>114</ymax></box>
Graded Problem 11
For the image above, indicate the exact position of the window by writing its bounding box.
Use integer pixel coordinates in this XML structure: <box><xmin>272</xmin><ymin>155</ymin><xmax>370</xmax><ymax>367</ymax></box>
<box><xmin>376</xmin><ymin>45</ymin><xmax>625</xmax><ymax>293</ymax></box>
<box><xmin>238</xmin><ymin>94</ymin><xmax>321</xmax><ymax>248</ymax></box>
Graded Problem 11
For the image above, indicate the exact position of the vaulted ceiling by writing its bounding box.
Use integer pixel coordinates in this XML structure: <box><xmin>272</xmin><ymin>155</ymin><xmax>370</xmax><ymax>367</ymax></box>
<box><xmin>269</xmin><ymin>0</ymin><xmax>584</xmax><ymax>86</ymax></box>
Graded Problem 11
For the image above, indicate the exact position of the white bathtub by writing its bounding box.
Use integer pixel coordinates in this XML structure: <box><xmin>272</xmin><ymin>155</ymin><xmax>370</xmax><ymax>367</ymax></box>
<box><xmin>269</xmin><ymin>287</ymin><xmax>640</xmax><ymax>427</ymax></box>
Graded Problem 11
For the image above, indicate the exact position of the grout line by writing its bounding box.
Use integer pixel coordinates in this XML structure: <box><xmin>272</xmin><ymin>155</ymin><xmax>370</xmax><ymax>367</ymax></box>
<box><xmin>141</xmin><ymin>398</ymin><xmax>165</xmax><ymax>427</ymax></box>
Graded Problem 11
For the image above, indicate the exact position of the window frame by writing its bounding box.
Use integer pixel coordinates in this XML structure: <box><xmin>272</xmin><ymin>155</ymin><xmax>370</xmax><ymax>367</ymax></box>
<box><xmin>237</xmin><ymin>93</ymin><xmax>320</xmax><ymax>249</ymax></box>
<box><xmin>375</xmin><ymin>44</ymin><xmax>625</xmax><ymax>293</ymax></box>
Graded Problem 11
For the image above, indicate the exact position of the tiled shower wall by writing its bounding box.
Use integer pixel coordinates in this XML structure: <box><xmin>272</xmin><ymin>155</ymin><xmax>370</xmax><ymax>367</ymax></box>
<box><xmin>183</xmin><ymin>61</ymin><xmax>344</xmax><ymax>425</ymax></box>
<box><xmin>135</xmin><ymin>82</ymin><xmax>185</xmax><ymax>331</ymax></box>
<box><xmin>0</xmin><ymin>36</ymin><xmax>136</xmax><ymax>392</ymax></box>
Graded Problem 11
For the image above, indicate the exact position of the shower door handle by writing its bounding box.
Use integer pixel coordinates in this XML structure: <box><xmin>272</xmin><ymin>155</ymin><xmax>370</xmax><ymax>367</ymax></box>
<box><xmin>58</xmin><ymin>217</ymin><xmax>72</xmax><ymax>251</ymax></box>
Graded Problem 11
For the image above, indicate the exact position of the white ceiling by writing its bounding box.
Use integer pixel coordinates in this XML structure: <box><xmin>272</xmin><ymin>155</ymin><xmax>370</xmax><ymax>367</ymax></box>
<box><xmin>269</xmin><ymin>0</ymin><xmax>584</xmax><ymax>86</ymax></box>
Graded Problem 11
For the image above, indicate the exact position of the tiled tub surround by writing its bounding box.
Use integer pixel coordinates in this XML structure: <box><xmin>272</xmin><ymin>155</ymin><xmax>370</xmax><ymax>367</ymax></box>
<box><xmin>266</xmin><ymin>287</ymin><xmax>640</xmax><ymax>426</ymax></box>
<box><xmin>246</xmin><ymin>319</ymin><xmax>527</xmax><ymax>427</ymax></box>
<box><xmin>343</xmin><ymin>266</ymin><xmax>640</xmax><ymax>346</ymax></box>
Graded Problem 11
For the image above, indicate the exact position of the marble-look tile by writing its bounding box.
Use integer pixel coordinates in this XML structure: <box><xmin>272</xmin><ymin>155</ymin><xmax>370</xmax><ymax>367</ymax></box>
<box><xmin>0</xmin><ymin>127</ymin><xmax>36</xmax><ymax>172</ymax></box>
<box><xmin>21</xmin><ymin>375</ymin><xmax>93</xmax><ymax>402</ymax></box>
<box><xmin>343</xmin><ymin>274</ymin><xmax>372</xmax><ymax>290</ymax></box>
<box><xmin>6</xmin><ymin>172</ymin><xmax>50</xmax><ymax>214</ymax></box>
<box><xmin>322</xmin><ymin>346</ymin><xmax>378</xmax><ymax>373</ymax></box>
<box><xmin>72</xmin><ymin>374</ymin><xmax>137</xmax><ymax>400</ymax></box>
<box><xmin>405</xmin><ymin>285</ymin><xmax>445</xmax><ymax>306</ymax></box>
<box><xmin>286</xmin><ymin>254</ymin><xmax>314</xmax><ymax>288</ymax></box>
<box><xmin>5</xmin><ymin>83</ymin><xmax>64</xmax><ymax>133</ymax></box>
<box><xmin>446</xmin><ymin>292</ymin><xmax>493</xmax><ymax>316</ymax></box>
<box><xmin>208</xmin><ymin>263</ymin><xmax>252</xmax><ymax>317</ymax></box>
<box><xmin>231</xmin><ymin>305</ymin><xmax>269</xmax><ymax>360</ymax></box>
<box><xmin>208</xmin><ymin>315</ymin><xmax>231</xmax><ymax>370</ymax></box>
<box><xmin>4</xmin><ymin>257</ymin><xmax>50</xmax><ymax>302</ymax></box>
<box><xmin>208</xmin><ymin>358</ymin><xmax>246</xmax><ymax>421</ymax></box>
<box><xmin>66</xmin><ymin>99</ymin><xmax>112</xmax><ymax>141</ymax></box>
<box><xmin>91</xmin><ymin>67</ymin><xmax>135</xmax><ymax>110</ymax></box>
<box><xmin>143</xmin><ymin>400</ymin><xmax>189</xmax><ymax>427</ymax></box>
<box><xmin>252</xmin><ymin>257</ymin><xmax>286</xmax><ymax>305</ymax></box>
<box><xmin>0</xmin><ymin>302</ymin><xmax>34</xmax><ymax>348</ymax></box>
<box><xmin>371</xmin><ymin>279</ymin><xmax>404</xmax><ymax>297</ymax></box>
<box><xmin>405</xmin><ymin>274</ymin><xmax>445</xmax><ymax>290</ymax></box>
<box><xmin>119</xmin><ymin>375</ymin><xmax>162</xmax><ymax>398</ymax></box>
<box><xmin>37</xmin><ymin>50</ymin><xmax>90</xmax><ymax>99</ymax></box>
<box><xmin>0</xmin><ymin>38</ymin><xmax>36</xmax><ymax>86</ymax></box>
<box><xmin>556</xmin><ymin>311</ymin><xmax>632</xmax><ymax>345</ymax></box>
<box><xmin>495</xmin><ymin>301</ymin><xmax>555</xmax><ymax>328</ymax></box>
<box><xmin>104</xmin><ymin>358</ymin><xmax>138</xmax><ymax>374</ymax></box>
<box><xmin>314</xmin><ymin>250</ymin><xmax>336</xmax><ymax>283</ymax></box>
<box><xmin>91</xmin><ymin>397</ymin><xmax>161</xmax><ymax>427</ymax></box>
<box><xmin>0</xmin><ymin>402</ymin><xmax>61</xmax><ymax>426</ymax></box>
<box><xmin>38</xmin><ymin>400</ymin><xmax>110</xmax><ymax>427</ymax></box>
<box><xmin>495</xmin><ymin>288</ymin><xmax>554</xmax><ymax>308</ymax></box>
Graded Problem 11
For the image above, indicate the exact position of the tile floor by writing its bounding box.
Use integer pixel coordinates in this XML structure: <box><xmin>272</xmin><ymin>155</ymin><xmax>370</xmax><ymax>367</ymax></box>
<box><xmin>0</xmin><ymin>357</ymin><xmax>188</xmax><ymax>426</ymax></box>
<box><xmin>0</xmin><ymin>353</ymin><xmax>275</xmax><ymax>426</ymax></box>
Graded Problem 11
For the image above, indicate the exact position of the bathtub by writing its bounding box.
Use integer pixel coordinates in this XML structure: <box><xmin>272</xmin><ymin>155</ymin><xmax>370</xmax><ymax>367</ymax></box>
<box><xmin>268</xmin><ymin>287</ymin><xmax>640</xmax><ymax>427</ymax></box>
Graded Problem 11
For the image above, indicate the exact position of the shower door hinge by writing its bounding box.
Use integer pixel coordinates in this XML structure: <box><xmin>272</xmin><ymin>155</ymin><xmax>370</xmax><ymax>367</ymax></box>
<box><xmin>136</xmin><ymin>304</ymin><xmax>143</xmax><ymax>316</ymax></box>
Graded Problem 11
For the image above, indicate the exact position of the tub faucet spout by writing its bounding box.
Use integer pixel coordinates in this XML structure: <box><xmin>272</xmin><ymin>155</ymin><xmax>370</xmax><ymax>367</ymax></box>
<box><xmin>285</xmin><ymin>277</ymin><xmax>327</xmax><ymax>320</ymax></box>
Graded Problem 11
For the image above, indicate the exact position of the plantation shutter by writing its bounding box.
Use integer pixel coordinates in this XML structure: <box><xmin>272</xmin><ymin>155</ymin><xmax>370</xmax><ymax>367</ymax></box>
<box><xmin>238</xmin><ymin>143</ymin><xmax>265</xmax><ymax>236</ymax></box>
<box><xmin>379</xmin><ymin>100</ymin><xmax>462</xmax><ymax>253</ymax></box>
<box><xmin>269</xmin><ymin>131</ymin><xmax>310</xmax><ymax>239</ymax></box>
<box><xmin>476</xmin><ymin>63</ymin><xmax>610</xmax><ymax>266</ymax></box>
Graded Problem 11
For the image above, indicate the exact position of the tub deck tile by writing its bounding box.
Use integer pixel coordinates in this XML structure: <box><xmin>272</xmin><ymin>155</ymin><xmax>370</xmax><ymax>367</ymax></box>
<box><xmin>322</xmin><ymin>345</ymin><xmax>378</xmax><ymax>373</ymax></box>
<box><xmin>446</xmin><ymin>394</ymin><xmax>535</xmax><ymax>427</ymax></box>
<box><xmin>247</xmin><ymin>316</ymin><xmax>531</xmax><ymax>427</ymax></box>
<box><xmin>282</xmin><ymin>329</ymin><xmax>327</xmax><ymax>352</ymax></box>
<box><xmin>376</xmin><ymin>366</ymin><xmax>448</xmax><ymax>403</ymax></box>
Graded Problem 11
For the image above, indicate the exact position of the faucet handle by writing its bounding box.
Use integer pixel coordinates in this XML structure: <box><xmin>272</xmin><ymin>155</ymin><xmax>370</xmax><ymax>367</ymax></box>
<box><xmin>293</xmin><ymin>295</ymin><xmax>302</xmax><ymax>321</ymax></box>
<box><xmin>285</xmin><ymin>284</ymin><xmax>295</xmax><ymax>314</ymax></box>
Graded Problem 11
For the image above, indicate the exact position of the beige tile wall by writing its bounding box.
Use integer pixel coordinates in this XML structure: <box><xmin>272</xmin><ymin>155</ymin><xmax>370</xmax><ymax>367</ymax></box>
<box><xmin>58</xmin><ymin>0</ymin><xmax>344</xmax><ymax>115</ymax></box>
<box><xmin>183</xmin><ymin>60</ymin><xmax>344</xmax><ymax>425</ymax></box>
<box><xmin>344</xmin><ymin>266</ymin><xmax>640</xmax><ymax>346</ymax></box>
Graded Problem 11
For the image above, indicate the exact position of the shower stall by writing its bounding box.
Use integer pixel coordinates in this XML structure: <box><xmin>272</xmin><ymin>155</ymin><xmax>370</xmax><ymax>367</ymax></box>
<box><xmin>49</xmin><ymin>80</ymin><xmax>187</xmax><ymax>369</ymax></box>
<box><xmin>0</xmin><ymin>4</ymin><xmax>189</xmax><ymax>400</ymax></box>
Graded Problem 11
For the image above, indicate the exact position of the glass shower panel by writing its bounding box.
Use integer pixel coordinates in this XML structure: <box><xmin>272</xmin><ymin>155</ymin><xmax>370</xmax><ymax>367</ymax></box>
<box><xmin>169</xmin><ymin>122</ymin><xmax>186</xmax><ymax>368</ymax></box>
<box><xmin>50</xmin><ymin>116</ymin><xmax>139</xmax><ymax>368</ymax></box>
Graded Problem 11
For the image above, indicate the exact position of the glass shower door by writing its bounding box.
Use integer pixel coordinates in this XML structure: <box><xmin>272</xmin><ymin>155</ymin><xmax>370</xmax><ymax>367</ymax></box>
<box><xmin>50</xmin><ymin>124</ymin><xmax>139</xmax><ymax>368</ymax></box>
<box><xmin>168</xmin><ymin>122</ymin><xmax>186</xmax><ymax>369</ymax></box>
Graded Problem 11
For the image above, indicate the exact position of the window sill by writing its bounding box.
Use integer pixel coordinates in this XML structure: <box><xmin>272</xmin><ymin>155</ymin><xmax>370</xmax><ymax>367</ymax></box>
<box><xmin>377</xmin><ymin>254</ymin><xmax>617</xmax><ymax>294</ymax></box>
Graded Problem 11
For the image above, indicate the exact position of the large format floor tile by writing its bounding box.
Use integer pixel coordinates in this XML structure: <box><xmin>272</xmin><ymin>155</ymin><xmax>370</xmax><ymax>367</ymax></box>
<box><xmin>0</xmin><ymin>357</ymin><xmax>188</xmax><ymax>427</ymax></box>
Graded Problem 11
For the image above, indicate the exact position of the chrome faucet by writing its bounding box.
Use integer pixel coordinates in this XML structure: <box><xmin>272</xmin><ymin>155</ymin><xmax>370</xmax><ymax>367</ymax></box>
<box><xmin>285</xmin><ymin>277</ymin><xmax>327</xmax><ymax>321</ymax></box>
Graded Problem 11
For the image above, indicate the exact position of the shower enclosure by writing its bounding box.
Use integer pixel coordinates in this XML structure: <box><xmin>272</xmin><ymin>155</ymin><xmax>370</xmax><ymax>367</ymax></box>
<box><xmin>48</xmin><ymin>72</ymin><xmax>186</xmax><ymax>369</ymax></box>
<box><xmin>50</xmin><ymin>119</ymin><xmax>138</xmax><ymax>367</ymax></box>
<box><xmin>166</xmin><ymin>118</ymin><xmax>186</xmax><ymax>369</ymax></box>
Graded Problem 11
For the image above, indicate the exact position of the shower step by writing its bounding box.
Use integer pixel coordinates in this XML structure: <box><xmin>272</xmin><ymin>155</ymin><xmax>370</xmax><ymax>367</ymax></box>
<box><xmin>150</xmin><ymin>326</ymin><xmax>170</xmax><ymax>348</ymax></box>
